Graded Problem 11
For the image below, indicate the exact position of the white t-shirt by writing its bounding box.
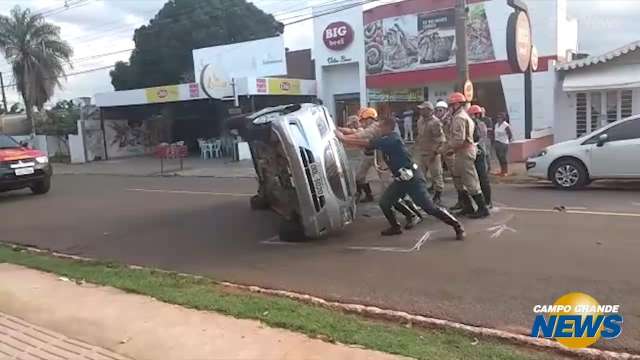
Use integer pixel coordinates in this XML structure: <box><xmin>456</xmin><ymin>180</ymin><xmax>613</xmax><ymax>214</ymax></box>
<box><xmin>495</xmin><ymin>121</ymin><xmax>511</xmax><ymax>144</ymax></box>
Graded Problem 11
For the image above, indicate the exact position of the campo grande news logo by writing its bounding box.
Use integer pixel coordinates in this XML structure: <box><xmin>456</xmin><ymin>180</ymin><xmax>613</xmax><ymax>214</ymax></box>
<box><xmin>531</xmin><ymin>292</ymin><xmax>623</xmax><ymax>349</ymax></box>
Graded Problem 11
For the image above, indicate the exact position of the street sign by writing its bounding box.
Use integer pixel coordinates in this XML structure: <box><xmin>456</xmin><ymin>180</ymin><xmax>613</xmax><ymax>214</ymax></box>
<box><xmin>531</xmin><ymin>45</ymin><xmax>539</xmax><ymax>71</ymax></box>
<box><xmin>464</xmin><ymin>80</ymin><xmax>474</xmax><ymax>102</ymax></box>
<box><xmin>507</xmin><ymin>10</ymin><xmax>532</xmax><ymax>73</ymax></box>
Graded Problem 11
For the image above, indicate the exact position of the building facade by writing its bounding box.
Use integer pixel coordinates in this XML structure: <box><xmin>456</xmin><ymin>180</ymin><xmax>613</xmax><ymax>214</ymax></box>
<box><xmin>313</xmin><ymin>0</ymin><xmax>578</xmax><ymax>145</ymax></box>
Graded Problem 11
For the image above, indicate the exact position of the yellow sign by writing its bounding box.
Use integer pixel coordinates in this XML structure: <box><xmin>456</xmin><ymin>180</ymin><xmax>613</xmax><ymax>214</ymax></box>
<box><xmin>267</xmin><ymin>78</ymin><xmax>301</xmax><ymax>95</ymax></box>
<box><xmin>145</xmin><ymin>85</ymin><xmax>179</xmax><ymax>103</ymax></box>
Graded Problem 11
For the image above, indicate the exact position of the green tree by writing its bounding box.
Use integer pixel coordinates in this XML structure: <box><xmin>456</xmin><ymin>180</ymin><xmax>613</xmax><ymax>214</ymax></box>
<box><xmin>0</xmin><ymin>6</ymin><xmax>73</xmax><ymax>134</ymax></box>
<box><xmin>110</xmin><ymin>0</ymin><xmax>283</xmax><ymax>90</ymax></box>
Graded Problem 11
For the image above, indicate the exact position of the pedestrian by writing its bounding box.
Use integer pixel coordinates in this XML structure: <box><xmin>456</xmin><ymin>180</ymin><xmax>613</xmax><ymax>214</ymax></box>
<box><xmin>468</xmin><ymin>105</ymin><xmax>492</xmax><ymax>208</ymax></box>
<box><xmin>444</xmin><ymin>92</ymin><xmax>490</xmax><ymax>219</ymax></box>
<box><xmin>392</xmin><ymin>112</ymin><xmax>402</xmax><ymax>136</ymax></box>
<box><xmin>480</xmin><ymin>107</ymin><xmax>494</xmax><ymax>172</ymax></box>
<box><xmin>402</xmin><ymin>109</ymin><xmax>414</xmax><ymax>142</ymax></box>
<box><xmin>335</xmin><ymin>114</ymin><xmax>465</xmax><ymax>240</ymax></box>
<box><xmin>493</xmin><ymin>112</ymin><xmax>513</xmax><ymax>176</ymax></box>
<box><xmin>415</xmin><ymin>101</ymin><xmax>445</xmax><ymax>206</ymax></box>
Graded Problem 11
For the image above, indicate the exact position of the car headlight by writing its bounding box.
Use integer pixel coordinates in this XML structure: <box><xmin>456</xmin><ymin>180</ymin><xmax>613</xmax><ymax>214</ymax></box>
<box><xmin>36</xmin><ymin>156</ymin><xmax>49</xmax><ymax>164</ymax></box>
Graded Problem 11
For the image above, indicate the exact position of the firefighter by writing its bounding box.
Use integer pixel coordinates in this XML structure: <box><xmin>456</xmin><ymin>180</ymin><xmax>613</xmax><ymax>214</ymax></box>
<box><xmin>444</xmin><ymin>93</ymin><xmax>490</xmax><ymax>219</ymax></box>
<box><xmin>337</xmin><ymin>107</ymin><xmax>423</xmax><ymax>228</ymax></box>
<box><xmin>435</xmin><ymin>101</ymin><xmax>463</xmax><ymax>210</ymax></box>
<box><xmin>415</xmin><ymin>101</ymin><xmax>445</xmax><ymax>206</ymax></box>
<box><xmin>336</xmin><ymin>108</ymin><xmax>379</xmax><ymax>202</ymax></box>
<box><xmin>468</xmin><ymin>105</ymin><xmax>493</xmax><ymax>208</ymax></box>
<box><xmin>335</xmin><ymin>115</ymin><xmax>465</xmax><ymax>240</ymax></box>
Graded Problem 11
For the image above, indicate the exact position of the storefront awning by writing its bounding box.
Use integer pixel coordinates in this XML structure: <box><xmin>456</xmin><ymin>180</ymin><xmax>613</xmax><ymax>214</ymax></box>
<box><xmin>562</xmin><ymin>64</ymin><xmax>640</xmax><ymax>92</ymax></box>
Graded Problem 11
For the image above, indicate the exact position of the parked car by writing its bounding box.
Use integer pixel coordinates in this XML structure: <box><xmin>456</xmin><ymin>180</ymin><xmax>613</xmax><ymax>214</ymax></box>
<box><xmin>229</xmin><ymin>103</ymin><xmax>356</xmax><ymax>241</ymax></box>
<box><xmin>527</xmin><ymin>115</ymin><xmax>640</xmax><ymax>189</ymax></box>
<box><xmin>0</xmin><ymin>134</ymin><xmax>52</xmax><ymax>195</ymax></box>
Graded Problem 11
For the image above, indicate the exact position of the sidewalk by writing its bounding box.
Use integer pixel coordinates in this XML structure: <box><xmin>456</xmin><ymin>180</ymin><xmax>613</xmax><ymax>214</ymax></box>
<box><xmin>0</xmin><ymin>264</ymin><xmax>405</xmax><ymax>360</ymax></box>
<box><xmin>53</xmin><ymin>154</ymin><xmax>534</xmax><ymax>183</ymax></box>
<box><xmin>54</xmin><ymin>156</ymin><xmax>257</xmax><ymax>178</ymax></box>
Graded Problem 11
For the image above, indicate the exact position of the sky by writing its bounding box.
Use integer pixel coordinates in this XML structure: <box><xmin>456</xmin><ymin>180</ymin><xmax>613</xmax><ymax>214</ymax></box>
<box><xmin>0</xmin><ymin>0</ymin><xmax>639</xmax><ymax>107</ymax></box>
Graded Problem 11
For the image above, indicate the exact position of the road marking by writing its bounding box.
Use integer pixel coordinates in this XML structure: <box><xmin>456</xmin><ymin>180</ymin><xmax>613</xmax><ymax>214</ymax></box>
<box><xmin>127</xmin><ymin>188</ymin><xmax>253</xmax><ymax>197</ymax></box>
<box><xmin>260</xmin><ymin>236</ymin><xmax>300</xmax><ymax>246</ymax></box>
<box><xmin>487</xmin><ymin>224</ymin><xmax>517</xmax><ymax>239</ymax></box>
<box><xmin>347</xmin><ymin>231</ymin><xmax>431</xmax><ymax>253</ymax></box>
<box><xmin>563</xmin><ymin>206</ymin><xmax>588</xmax><ymax>210</ymax></box>
<box><xmin>501</xmin><ymin>206</ymin><xmax>640</xmax><ymax>218</ymax></box>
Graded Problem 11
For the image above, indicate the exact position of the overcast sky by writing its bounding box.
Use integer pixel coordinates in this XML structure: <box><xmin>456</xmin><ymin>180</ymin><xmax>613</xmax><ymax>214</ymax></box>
<box><xmin>0</xmin><ymin>0</ymin><xmax>638</xmax><ymax>106</ymax></box>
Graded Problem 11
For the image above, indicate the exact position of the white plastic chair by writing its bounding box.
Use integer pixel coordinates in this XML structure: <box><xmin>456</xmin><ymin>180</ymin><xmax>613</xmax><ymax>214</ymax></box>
<box><xmin>211</xmin><ymin>139</ymin><xmax>222</xmax><ymax>158</ymax></box>
<box><xmin>197</xmin><ymin>138</ymin><xmax>212</xmax><ymax>159</ymax></box>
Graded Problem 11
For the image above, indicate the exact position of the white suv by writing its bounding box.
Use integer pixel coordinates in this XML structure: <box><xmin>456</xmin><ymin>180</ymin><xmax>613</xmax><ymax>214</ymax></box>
<box><xmin>527</xmin><ymin>115</ymin><xmax>640</xmax><ymax>189</ymax></box>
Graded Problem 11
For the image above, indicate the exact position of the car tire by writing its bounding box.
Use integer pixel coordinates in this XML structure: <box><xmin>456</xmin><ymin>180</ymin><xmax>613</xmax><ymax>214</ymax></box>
<box><xmin>279</xmin><ymin>218</ymin><xmax>306</xmax><ymax>242</ymax></box>
<box><xmin>550</xmin><ymin>159</ymin><xmax>589</xmax><ymax>190</ymax></box>
<box><xmin>30</xmin><ymin>177</ymin><xmax>51</xmax><ymax>195</ymax></box>
<box><xmin>250</xmin><ymin>195</ymin><xmax>269</xmax><ymax>210</ymax></box>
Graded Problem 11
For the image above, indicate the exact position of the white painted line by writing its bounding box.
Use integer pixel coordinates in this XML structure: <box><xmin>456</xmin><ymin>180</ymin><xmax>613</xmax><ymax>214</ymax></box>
<box><xmin>501</xmin><ymin>206</ymin><xmax>640</xmax><ymax>218</ymax></box>
<box><xmin>347</xmin><ymin>231</ymin><xmax>432</xmax><ymax>253</ymax></box>
<box><xmin>563</xmin><ymin>206</ymin><xmax>588</xmax><ymax>210</ymax></box>
<box><xmin>487</xmin><ymin>224</ymin><xmax>517</xmax><ymax>239</ymax></box>
<box><xmin>260</xmin><ymin>236</ymin><xmax>300</xmax><ymax>246</ymax></box>
<box><xmin>127</xmin><ymin>188</ymin><xmax>253</xmax><ymax>197</ymax></box>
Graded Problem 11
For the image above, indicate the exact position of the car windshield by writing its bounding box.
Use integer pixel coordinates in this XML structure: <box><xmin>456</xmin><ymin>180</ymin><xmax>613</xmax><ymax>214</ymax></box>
<box><xmin>0</xmin><ymin>134</ymin><xmax>20</xmax><ymax>149</ymax></box>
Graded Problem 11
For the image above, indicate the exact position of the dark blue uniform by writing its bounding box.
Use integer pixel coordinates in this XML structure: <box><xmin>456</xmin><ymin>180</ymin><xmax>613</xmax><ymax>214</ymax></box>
<box><xmin>368</xmin><ymin>133</ymin><xmax>462</xmax><ymax>234</ymax></box>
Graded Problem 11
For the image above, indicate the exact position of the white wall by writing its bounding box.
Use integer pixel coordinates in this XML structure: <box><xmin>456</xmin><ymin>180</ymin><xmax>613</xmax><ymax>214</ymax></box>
<box><xmin>313</xmin><ymin>0</ymin><xmax>366</xmax><ymax>117</ymax></box>
<box><xmin>321</xmin><ymin>63</ymin><xmax>362</xmax><ymax>117</ymax></box>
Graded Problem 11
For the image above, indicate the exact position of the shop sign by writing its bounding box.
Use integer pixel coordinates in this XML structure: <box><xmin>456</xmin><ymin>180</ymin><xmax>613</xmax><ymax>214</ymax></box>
<box><xmin>507</xmin><ymin>10</ymin><xmax>532</xmax><ymax>73</ymax></box>
<box><xmin>327</xmin><ymin>55</ymin><xmax>353</xmax><ymax>65</ymax></box>
<box><xmin>530</xmin><ymin>45</ymin><xmax>539</xmax><ymax>71</ymax></box>
<box><xmin>364</xmin><ymin>3</ymin><xmax>495</xmax><ymax>76</ymax></box>
<box><xmin>267</xmin><ymin>78</ymin><xmax>301</xmax><ymax>95</ymax></box>
<box><xmin>145</xmin><ymin>85</ymin><xmax>179</xmax><ymax>103</ymax></box>
<box><xmin>188</xmin><ymin>83</ymin><xmax>200</xmax><ymax>98</ymax></box>
<box><xmin>464</xmin><ymin>80</ymin><xmax>474</xmax><ymax>102</ymax></box>
<box><xmin>200</xmin><ymin>64</ymin><xmax>233</xmax><ymax>99</ymax></box>
<box><xmin>367</xmin><ymin>88</ymin><xmax>424</xmax><ymax>103</ymax></box>
<box><xmin>256</xmin><ymin>78</ymin><xmax>267</xmax><ymax>93</ymax></box>
<box><xmin>323</xmin><ymin>21</ymin><xmax>354</xmax><ymax>51</ymax></box>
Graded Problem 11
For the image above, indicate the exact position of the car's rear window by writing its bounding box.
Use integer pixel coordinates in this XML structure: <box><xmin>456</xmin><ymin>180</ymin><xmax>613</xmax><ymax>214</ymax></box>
<box><xmin>0</xmin><ymin>135</ymin><xmax>19</xmax><ymax>149</ymax></box>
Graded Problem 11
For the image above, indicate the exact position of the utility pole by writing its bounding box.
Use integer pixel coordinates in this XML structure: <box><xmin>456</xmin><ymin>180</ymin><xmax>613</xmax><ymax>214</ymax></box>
<box><xmin>455</xmin><ymin>0</ymin><xmax>469</xmax><ymax>91</ymax></box>
<box><xmin>0</xmin><ymin>72</ymin><xmax>7</xmax><ymax>113</ymax></box>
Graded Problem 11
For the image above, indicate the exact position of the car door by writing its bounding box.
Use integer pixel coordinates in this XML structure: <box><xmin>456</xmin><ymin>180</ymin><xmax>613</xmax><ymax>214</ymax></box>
<box><xmin>588</xmin><ymin>118</ymin><xmax>640</xmax><ymax>177</ymax></box>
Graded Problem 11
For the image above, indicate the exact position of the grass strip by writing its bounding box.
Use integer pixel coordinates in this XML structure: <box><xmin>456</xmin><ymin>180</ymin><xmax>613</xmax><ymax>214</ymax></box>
<box><xmin>0</xmin><ymin>245</ymin><xmax>556</xmax><ymax>360</ymax></box>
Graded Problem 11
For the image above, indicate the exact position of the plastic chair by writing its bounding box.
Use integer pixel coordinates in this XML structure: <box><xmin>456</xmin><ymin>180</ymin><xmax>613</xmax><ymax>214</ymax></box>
<box><xmin>211</xmin><ymin>139</ymin><xmax>222</xmax><ymax>158</ymax></box>
<box><xmin>197</xmin><ymin>138</ymin><xmax>213</xmax><ymax>159</ymax></box>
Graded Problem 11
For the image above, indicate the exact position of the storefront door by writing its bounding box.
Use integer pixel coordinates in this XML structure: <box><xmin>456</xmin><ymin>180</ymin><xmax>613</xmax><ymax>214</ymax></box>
<box><xmin>334</xmin><ymin>93</ymin><xmax>360</xmax><ymax>127</ymax></box>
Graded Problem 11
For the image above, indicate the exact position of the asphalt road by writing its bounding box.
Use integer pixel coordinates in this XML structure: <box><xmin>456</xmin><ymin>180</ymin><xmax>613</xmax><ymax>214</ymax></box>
<box><xmin>2</xmin><ymin>174</ymin><xmax>640</xmax><ymax>354</ymax></box>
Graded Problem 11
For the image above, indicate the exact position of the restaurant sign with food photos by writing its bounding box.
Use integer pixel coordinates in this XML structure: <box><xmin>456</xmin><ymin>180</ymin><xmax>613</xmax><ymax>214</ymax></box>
<box><xmin>364</xmin><ymin>3</ymin><xmax>495</xmax><ymax>76</ymax></box>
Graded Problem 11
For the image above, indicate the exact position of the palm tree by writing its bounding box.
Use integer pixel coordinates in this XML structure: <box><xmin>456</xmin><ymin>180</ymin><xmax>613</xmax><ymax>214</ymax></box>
<box><xmin>0</xmin><ymin>6</ymin><xmax>73</xmax><ymax>134</ymax></box>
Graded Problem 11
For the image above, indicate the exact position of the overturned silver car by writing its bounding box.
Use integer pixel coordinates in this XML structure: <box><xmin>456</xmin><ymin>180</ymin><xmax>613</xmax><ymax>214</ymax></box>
<box><xmin>231</xmin><ymin>103</ymin><xmax>357</xmax><ymax>241</ymax></box>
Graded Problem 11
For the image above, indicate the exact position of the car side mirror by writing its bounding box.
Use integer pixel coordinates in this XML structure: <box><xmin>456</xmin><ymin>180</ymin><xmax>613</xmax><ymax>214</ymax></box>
<box><xmin>596</xmin><ymin>134</ymin><xmax>608</xmax><ymax>147</ymax></box>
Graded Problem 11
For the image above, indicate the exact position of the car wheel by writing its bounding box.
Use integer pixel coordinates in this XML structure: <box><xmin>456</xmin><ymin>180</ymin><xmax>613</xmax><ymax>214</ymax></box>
<box><xmin>250</xmin><ymin>195</ymin><xmax>269</xmax><ymax>210</ymax></box>
<box><xmin>30</xmin><ymin>177</ymin><xmax>51</xmax><ymax>195</ymax></box>
<box><xmin>279</xmin><ymin>218</ymin><xmax>306</xmax><ymax>242</ymax></box>
<box><xmin>551</xmin><ymin>159</ymin><xmax>588</xmax><ymax>190</ymax></box>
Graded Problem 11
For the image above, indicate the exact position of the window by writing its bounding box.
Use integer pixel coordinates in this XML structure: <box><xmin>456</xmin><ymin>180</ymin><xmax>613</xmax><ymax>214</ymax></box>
<box><xmin>603</xmin><ymin>119</ymin><xmax>640</xmax><ymax>142</ymax></box>
<box><xmin>0</xmin><ymin>134</ymin><xmax>20</xmax><ymax>149</ymax></box>
<box><xmin>576</xmin><ymin>93</ymin><xmax>587</xmax><ymax>137</ymax></box>
<box><xmin>621</xmin><ymin>90</ymin><xmax>633</xmax><ymax>119</ymax></box>
<box><xmin>590</xmin><ymin>93</ymin><xmax>602</xmax><ymax>132</ymax></box>
<box><xmin>606</xmin><ymin>91</ymin><xmax>618</xmax><ymax>124</ymax></box>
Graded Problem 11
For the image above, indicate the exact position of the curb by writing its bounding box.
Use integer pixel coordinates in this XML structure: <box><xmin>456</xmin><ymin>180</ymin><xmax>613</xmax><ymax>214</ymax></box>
<box><xmin>5</xmin><ymin>244</ymin><xmax>639</xmax><ymax>360</ymax></box>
